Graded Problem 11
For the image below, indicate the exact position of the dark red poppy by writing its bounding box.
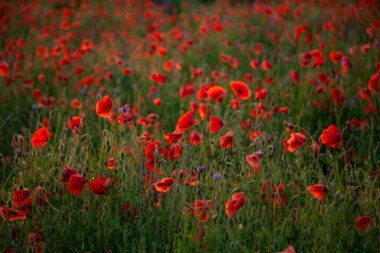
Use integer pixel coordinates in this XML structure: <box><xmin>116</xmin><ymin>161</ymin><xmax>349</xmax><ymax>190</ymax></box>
<box><xmin>96</xmin><ymin>95</ymin><xmax>112</xmax><ymax>118</ymax></box>
<box><xmin>12</xmin><ymin>188</ymin><xmax>31</xmax><ymax>213</ymax></box>
<box><xmin>226</xmin><ymin>192</ymin><xmax>245</xmax><ymax>218</ymax></box>
<box><xmin>118</xmin><ymin>112</ymin><xmax>132</xmax><ymax>125</ymax></box>
<box><xmin>209</xmin><ymin>115</ymin><xmax>224</xmax><ymax>133</ymax></box>
<box><xmin>220</xmin><ymin>131</ymin><xmax>234</xmax><ymax>149</ymax></box>
<box><xmin>230</xmin><ymin>80</ymin><xmax>251</xmax><ymax>100</ymax></box>
<box><xmin>320</xmin><ymin>125</ymin><xmax>343</xmax><ymax>148</ymax></box>
<box><xmin>154</xmin><ymin>178</ymin><xmax>174</xmax><ymax>193</ymax></box>
<box><xmin>0</xmin><ymin>206</ymin><xmax>27</xmax><ymax>221</ymax></box>
<box><xmin>355</xmin><ymin>216</ymin><xmax>371</xmax><ymax>230</ymax></box>
<box><xmin>31</xmin><ymin>127</ymin><xmax>52</xmax><ymax>147</ymax></box>
<box><xmin>189</xmin><ymin>130</ymin><xmax>203</xmax><ymax>146</ymax></box>
<box><xmin>60</xmin><ymin>167</ymin><xmax>78</xmax><ymax>182</ymax></box>
<box><xmin>308</xmin><ymin>184</ymin><xmax>328</xmax><ymax>201</ymax></box>
<box><xmin>68</xmin><ymin>174</ymin><xmax>86</xmax><ymax>195</ymax></box>
<box><xmin>88</xmin><ymin>176</ymin><xmax>115</xmax><ymax>195</ymax></box>
<box><xmin>176</xmin><ymin>111</ymin><xmax>194</xmax><ymax>131</ymax></box>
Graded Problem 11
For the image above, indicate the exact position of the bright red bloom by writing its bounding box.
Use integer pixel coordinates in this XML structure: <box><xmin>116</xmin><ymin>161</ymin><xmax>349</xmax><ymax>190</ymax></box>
<box><xmin>67</xmin><ymin>174</ymin><xmax>86</xmax><ymax>195</ymax></box>
<box><xmin>308</xmin><ymin>184</ymin><xmax>328</xmax><ymax>201</ymax></box>
<box><xmin>276</xmin><ymin>245</ymin><xmax>296</xmax><ymax>253</ymax></box>
<box><xmin>220</xmin><ymin>131</ymin><xmax>234</xmax><ymax>149</ymax></box>
<box><xmin>284</xmin><ymin>133</ymin><xmax>307</xmax><ymax>153</ymax></box>
<box><xmin>291</xmin><ymin>70</ymin><xmax>299</xmax><ymax>84</ymax></box>
<box><xmin>145</xmin><ymin>140</ymin><xmax>161</xmax><ymax>160</ymax></box>
<box><xmin>68</xmin><ymin>116</ymin><xmax>82</xmax><ymax>134</ymax></box>
<box><xmin>367</xmin><ymin>71</ymin><xmax>379</xmax><ymax>92</ymax></box>
<box><xmin>255</xmin><ymin>89</ymin><xmax>268</xmax><ymax>100</ymax></box>
<box><xmin>31</xmin><ymin>127</ymin><xmax>52</xmax><ymax>147</ymax></box>
<box><xmin>154</xmin><ymin>178</ymin><xmax>174</xmax><ymax>193</ymax></box>
<box><xmin>209</xmin><ymin>115</ymin><xmax>224</xmax><ymax>133</ymax></box>
<box><xmin>320</xmin><ymin>125</ymin><xmax>343</xmax><ymax>148</ymax></box>
<box><xmin>355</xmin><ymin>216</ymin><xmax>371</xmax><ymax>230</ymax></box>
<box><xmin>230</xmin><ymin>81</ymin><xmax>251</xmax><ymax>100</ymax></box>
<box><xmin>207</xmin><ymin>85</ymin><xmax>227</xmax><ymax>103</ymax></box>
<box><xmin>176</xmin><ymin>111</ymin><xmax>194</xmax><ymax>131</ymax></box>
<box><xmin>0</xmin><ymin>206</ymin><xmax>27</xmax><ymax>221</ymax></box>
<box><xmin>96</xmin><ymin>95</ymin><xmax>112</xmax><ymax>118</ymax></box>
<box><xmin>88</xmin><ymin>176</ymin><xmax>115</xmax><ymax>195</ymax></box>
<box><xmin>164</xmin><ymin>130</ymin><xmax>183</xmax><ymax>145</ymax></box>
<box><xmin>226</xmin><ymin>192</ymin><xmax>245</xmax><ymax>218</ymax></box>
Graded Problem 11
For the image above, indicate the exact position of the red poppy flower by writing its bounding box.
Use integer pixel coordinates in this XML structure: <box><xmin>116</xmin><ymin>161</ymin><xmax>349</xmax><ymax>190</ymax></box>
<box><xmin>291</xmin><ymin>70</ymin><xmax>299</xmax><ymax>84</ymax></box>
<box><xmin>88</xmin><ymin>176</ymin><xmax>115</xmax><ymax>195</ymax></box>
<box><xmin>162</xmin><ymin>144</ymin><xmax>182</xmax><ymax>160</ymax></box>
<box><xmin>189</xmin><ymin>200</ymin><xmax>214</xmax><ymax>222</ymax></box>
<box><xmin>330</xmin><ymin>87</ymin><xmax>346</xmax><ymax>105</ymax></box>
<box><xmin>355</xmin><ymin>216</ymin><xmax>371</xmax><ymax>230</ymax></box>
<box><xmin>189</xmin><ymin>130</ymin><xmax>203</xmax><ymax>146</ymax></box>
<box><xmin>145</xmin><ymin>140</ymin><xmax>161</xmax><ymax>160</ymax></box>
<box><xmin>154</xmin><ymin>178</ymin><xmax>174</xmax><ymax>193</ymax></box>
<box><xmin>276</xmin><ymin>245</ymin><xmax>296</xmax><ymax>253</ymax></box>
<box><xmin>255</xmin><ymin>89</ymin><xmax>268</xmax><ymax>100</ymax></box>
<box><xmin>230</xmin><ymin>81</ymin><xmax>251</xmax><ymax>100</ymax></box>
<box><xmin>176</xmin><ymin>111</ymin><xmax>194</xmax><ymax>131</ymax></box>
<box><xmin>207</xmin><ymin>85</ymin><xmax>227</xmax><ymax>103</ymax></box>
<box><xmin>68</xmin><ymin>116</ymin><xmax>82</xmax><ymax>134</ymax></box>
<box><xmin>308</xmin><ymin>184</ymin><xmax>328</xmax><ymax>201</ymax></box>
<box><xmin>367</xmin><ymin>71</ymin><xmax>379</xmax><ymax>93</ymax></box>
<box><xmin>220</xmin><ymin>131</ymin><xmax>234</xmax><ymax>149</ymax></box>
<box><xmin>107</xmin><ymin>158</ymin><xmax>116</xmax><ymax>169</ymax></box>
<box><xmin>250</xmin><ymin>130</ymin><xmax>261</xmax><ymax>140</ymax></box>
<box><xmin>31</xmin><ymin>127</ymin><xmax>52</xmax><ymax>147</ymax></box>
<box><xmin>209</xmin><ymin>115</ymin><xmax>224</xmax><ymax>133</ymax></box>
<box><xmin>246</xmin><ymin>150</ymin><xmax>263</xmax><ymax>174</ymax></box>
<box><xmin>199</xmin><ymin>103</ymin><xmax>208</xmax><ymax>120</ymax></box>
<box><xmin>226</xmin><ymin>192</ymin><xmax>245</xmax><ymax>218</ymax></box>
<box><xmin>164</xmin><ymin>130</ymin><xmax>183</xmax><ymax>145</ymax></box>
<box><xmin>0</xmin><ymin>206</ymin><xmax>27</xmax><ymax>221</ymax></box>
<box><xmin>96</xmin><ymin>95</ymin><xmax>112</xmax><ymax>118</ymax></box>
<box><xmin>118</xmin><ymin>112</ymin><xmax>132</xmax><ymax>125</ymax></box>
<box><xmin>12</xmin><ymin>188</ymin><xmax>31</xmax><ymax>211</ymax></box>
<box><xmin>284</xmin><ymin>133</ymin><xmax>307</xmax><ymax>153</ymax></box>
<box><xmin>320</xmin><ymin>125</ymin><xmax>343</xmax><ymax>148</ymax></box>
<box><xmin>67</xmin><ymin>174</ymin><xmax>86</xmax><ymax>195</ymax></box>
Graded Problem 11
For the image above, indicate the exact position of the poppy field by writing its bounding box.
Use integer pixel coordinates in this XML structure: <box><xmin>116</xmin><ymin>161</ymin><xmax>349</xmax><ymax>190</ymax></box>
<box><xmin>0</xmin><ymin>0</ymin><xmax>379</xmax><ymax>252</ymax></box>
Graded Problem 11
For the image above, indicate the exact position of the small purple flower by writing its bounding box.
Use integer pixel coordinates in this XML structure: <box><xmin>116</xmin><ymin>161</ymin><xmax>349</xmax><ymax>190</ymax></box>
<box><xmin>32</xmin><ymin>104</ymin><xmax>39</xmax><ymax>110</ymax></box>
<box><xmin>198</xmin><ymin>166</ymin><xmax>206</xmax><ymax>172</ymax></box>
<box><xmin>212</xmin><ymin>173</ymin><xmax>221</xmax><ymax>181</ymax></box>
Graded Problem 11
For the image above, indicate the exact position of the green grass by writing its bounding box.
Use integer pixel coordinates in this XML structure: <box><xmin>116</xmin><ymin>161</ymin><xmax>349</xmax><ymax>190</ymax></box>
<box><xmin>0</xmin><ymin>0</ymin><xmax>379</xmax><ymax>252</ymax></box>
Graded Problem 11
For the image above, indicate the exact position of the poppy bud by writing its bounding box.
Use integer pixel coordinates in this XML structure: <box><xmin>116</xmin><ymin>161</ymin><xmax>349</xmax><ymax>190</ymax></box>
<box><xmin>345</xmin><ymin>121</ymin><xmax>353</xmax><ymax>132</ymax></box>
